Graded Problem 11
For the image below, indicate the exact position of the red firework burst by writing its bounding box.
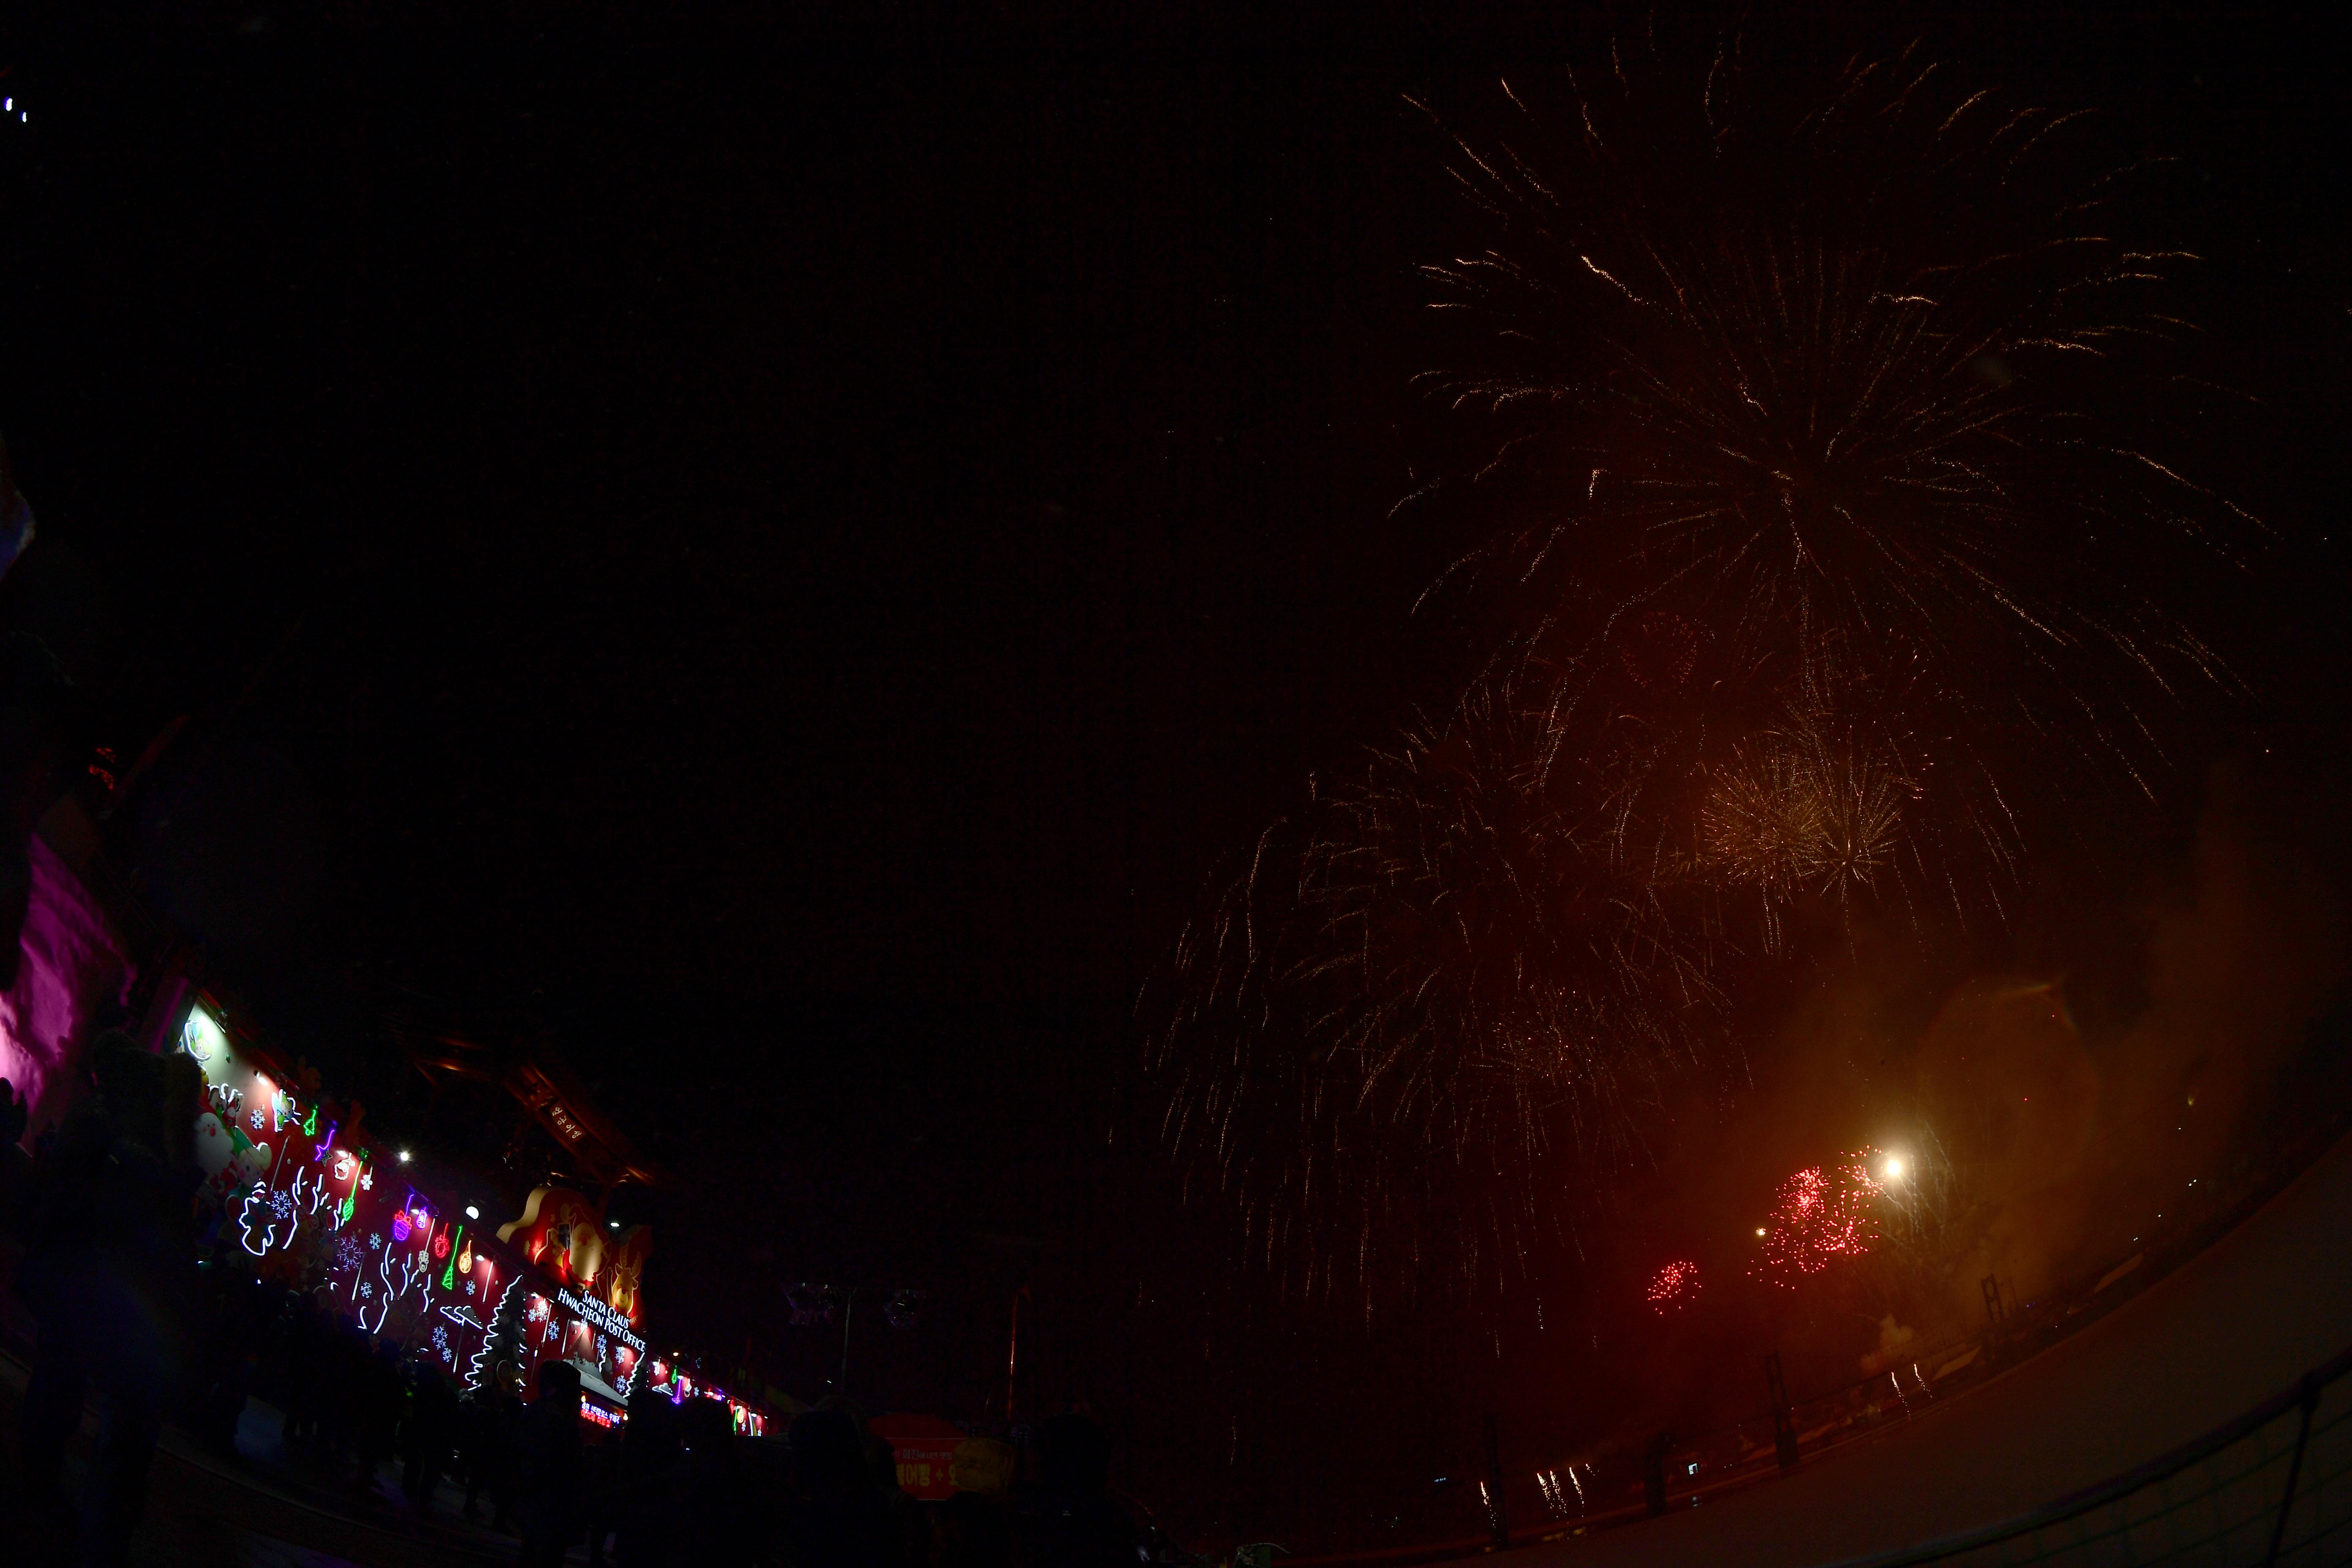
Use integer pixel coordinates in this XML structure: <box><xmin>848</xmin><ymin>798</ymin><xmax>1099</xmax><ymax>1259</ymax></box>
<box><xmin>1646</xmin><ymin>1259</ymin><xmax>1701</xmax><ymax>1315</ymax></box>
<box><xmin>1751</xmin><ymin>1150</ymin><xmax>1884</xmax><ymax>1288</ymax></box>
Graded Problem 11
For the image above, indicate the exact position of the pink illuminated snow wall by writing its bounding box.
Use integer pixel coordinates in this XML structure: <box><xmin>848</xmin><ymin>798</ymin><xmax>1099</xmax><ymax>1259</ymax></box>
<box><xmin>0</xmin><ymin>833</ymin><xmax>135</xmax><ymax>1141</ymax></box>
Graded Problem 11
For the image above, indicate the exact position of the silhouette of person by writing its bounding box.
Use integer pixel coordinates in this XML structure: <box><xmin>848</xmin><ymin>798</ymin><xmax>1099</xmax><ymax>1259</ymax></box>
<box><xmin>785</xmin><ymin>1406</ymin><xmax>904</xmax><ymax>1568</ymax></box>
<box><xmin>515</xmin><ymin>1361</ymin><xmax>586</xmax><ymax>1565</ymax></box>
<box><xmin>17</xmin><ymin>1032</ymin><xmax>198</xmax><ymax>1564</ymax></box>
<box><xmin>609</xmin><ymin>1386</ymin><xmax>683</xmax><ymax>1566</ymax></box>
<box><xmin>1015</xmin><ymin>1413</ymin><xmax>1141</xmax><ymax>1568</ymax></box>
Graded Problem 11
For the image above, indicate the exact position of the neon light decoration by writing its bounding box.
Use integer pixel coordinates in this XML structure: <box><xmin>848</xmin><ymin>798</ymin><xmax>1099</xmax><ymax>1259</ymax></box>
<box><xmin>359</xmin><ymin>1231</ymin><xmax>432</xmax><ymax>1334</ymax></box>
<box><xmin>169</xmin><ymin>992</ymin><xmax>694</xmax><ymax>1424</ymax></box>
<box><xmin>495</xmin><ymin>1189</ymin><xmax>653</xmax><ymax>1330</ymax></box>
<box><xmin>555</xmin><ymin>1285</ymin><xmax>645</xmax><ymax>1352</ymax></box>
<box><xmin>181</xmin><ymin>1007</ymin><xmax>228</xmax><ymax>1064</ymax></box>
<box><xmin>237</xmin><ymin>1182</ymin><xmax>278</xmax><ymax>1257</ymax></box>
<box><xmin>469</xmin><ymin>1277</ymin><xmax>523</xmax><ymax>1394</ymax></box>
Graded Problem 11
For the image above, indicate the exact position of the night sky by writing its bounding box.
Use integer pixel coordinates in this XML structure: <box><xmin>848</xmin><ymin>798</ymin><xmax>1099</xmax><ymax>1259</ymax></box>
<box><xmin>0</xmin><ymin>0</ymin><xmax>2347</xmax><ymax>1545</ymax></box>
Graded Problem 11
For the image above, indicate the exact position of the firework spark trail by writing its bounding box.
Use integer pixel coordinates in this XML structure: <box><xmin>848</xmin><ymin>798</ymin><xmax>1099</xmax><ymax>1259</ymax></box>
<box><xmin>1645</xmin><ymin>1258</ymin><xmax>1701</xmax><ymax>1314</ymax></box>
<box><xmin>1150</xmin><ymin>32</ymin><xmax>2256</xmax><ymax>1307</ymax></box>
<box><xmin>1407</xmin><ymin>35</ymin><xmax>2253</xmax><ymax>931</ymax></box>
<box><xmin>1752</xmin><ymin>1148</ymin><xmax>1886</xmax><ymax>1288</ymax></box>
<box><xmin>1148</xmin><ymin>662</ymin><xmax>1718</xmax><ymax>1302</ymax></box>
<box><xmin>1695</xmin><ymin>691</ymin><xmax>1919</xmax><ymax>946</ymax></box>
<box><xmin>1862</xmin><ymin>1120</ymin><xmax>1975</xmax><ymax>1301</ymax></box>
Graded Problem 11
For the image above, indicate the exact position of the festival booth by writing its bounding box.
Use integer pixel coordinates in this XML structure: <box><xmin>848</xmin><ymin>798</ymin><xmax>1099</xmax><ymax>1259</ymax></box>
<box><xmin>871</xmin><ymin>1413</ymin><xmax>970</xmax><ymax>1500</ymax></box>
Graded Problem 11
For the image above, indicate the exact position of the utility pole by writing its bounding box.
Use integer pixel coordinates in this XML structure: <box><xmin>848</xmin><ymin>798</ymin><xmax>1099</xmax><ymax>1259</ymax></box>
<box><xmin>1007</xmin><ymin>1286</ymin><xmax>1030</xmax><ymax>1425</ymax></box>
<box><xmin>1482</xmin><ymin>1413</ymin><xmax>1508</xmax><ymax>1547</ymax></box>
<box><xmin>1767</xmin><ymin>1352</ymin><xmax>1799</xmax><ymax>1473</ymax></box>
<box><xmin>838</xmin><ymin>1287</ymin><xmax>859</xmax><ymax>1394</ymax></box>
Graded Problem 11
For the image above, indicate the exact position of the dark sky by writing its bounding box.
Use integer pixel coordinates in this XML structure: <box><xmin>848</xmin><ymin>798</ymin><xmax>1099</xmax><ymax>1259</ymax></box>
<box><xmin>0</xmin><ymin>0</ymin><xmax>2346</xmax><ymax>1544</ymax></box>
